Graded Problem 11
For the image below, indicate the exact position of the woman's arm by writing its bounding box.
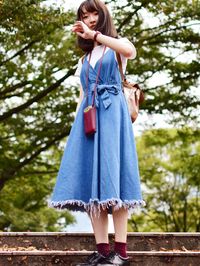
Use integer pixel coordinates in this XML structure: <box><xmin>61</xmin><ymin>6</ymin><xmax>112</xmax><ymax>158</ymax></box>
<box><xmin>75</xmin><ymin>85</ymin><xmax>84</xmax><ymax>117</ymax></box>
<box><xmin>72</xmin><ymin>21</ymin><xmax>136</xmax><ymax>59</ymax></box>
<box><xmin>93</xmin><ymin>34</ymin><xmax>136</xmax><ymax>59</ymax></box>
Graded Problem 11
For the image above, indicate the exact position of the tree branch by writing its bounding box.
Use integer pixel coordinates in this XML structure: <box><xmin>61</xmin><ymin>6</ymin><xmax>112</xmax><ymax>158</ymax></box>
<box><xmin>116</xmin><ymin>4</ymin><xmax>143</xmax><ymax>32</ymax></box>
<box><xmin>0</xmin><ymin>40</ymin><xmax>38</xmax><ymax>66</ymax></box>
<box><xmin>0</xmin><ymin>81</ymin><xmax>31</xmax><ymax>97</ymax></box>
<box><xmin>137</xmin><ymin>49</ymin><xmax>189</xmax><ymax>85</ymax></box>
<box><xmin>0</xmin><ymin>128</ymin><xmax>70</xmax><ymax>191</ymax></box>
<box><xmin>140</xmin><ymin>23</ymin><xmax>200</xmax><ymax>43</ymax></box>
<box><xmin>135</xmin><ymin>17</ymin><xmax>180</xmax><ymax>36</ymax></box>
<box><xmin>23</xmin><ymin>170</ymin><xmax>58</xmax><ymax>175</ymax></box>
<box><xmin>0</xmin><ymin>69</ymin><xmax>74</xmax><ymax>122</ymax></box>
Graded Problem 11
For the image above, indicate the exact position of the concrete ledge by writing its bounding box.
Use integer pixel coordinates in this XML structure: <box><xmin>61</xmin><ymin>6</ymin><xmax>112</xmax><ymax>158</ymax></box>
<box><xmin>0</xmin><ymin>232</ymin><xmax>199</xmax><ymax>251</ymax></box>
<box><xmin>0</xmin><ymin>250</ymin><xmax>200</xmax><ymax>256</ymax></box>
<box><xmin>0</xmin><ymin>250</ymin><xmax>199</xmax><ymax>266</ymax></box>
<box><xmin>1</xmin><ymin>232</ymin><xmax>200</xmax><ymax>236</ymax></box>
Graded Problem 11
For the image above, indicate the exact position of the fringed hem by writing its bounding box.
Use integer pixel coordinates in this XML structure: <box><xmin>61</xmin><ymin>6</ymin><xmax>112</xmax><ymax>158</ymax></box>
<box><xmin>48</xmin><ymin>198</ymin><xmax>146</xmax><ymax>217</ymax></box>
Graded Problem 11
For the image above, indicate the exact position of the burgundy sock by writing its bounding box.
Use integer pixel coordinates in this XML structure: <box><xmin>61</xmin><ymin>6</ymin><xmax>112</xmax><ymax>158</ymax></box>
<box><xmin>96</xmin><ymin>243</ymin><xmax>110</xmax><ymax>257</ymax></box>
<box><xmin>114</xmin><ymin>241</ymin><xmax>127</xmax><ymax>258</ymax></box>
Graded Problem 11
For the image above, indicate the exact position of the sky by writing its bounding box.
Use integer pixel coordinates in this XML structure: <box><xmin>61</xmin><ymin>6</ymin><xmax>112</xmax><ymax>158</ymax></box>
<box><xmin>66</xmin><ymin>212</ymin><xmax>115</xmax><ymax>233</ymax></box>
<box><xmin>43</xmin><ymin>0</ymin><xmax>83</xmax><ymax>10</ymax></box>
<box><xmin>65</xmin><ymin>0</ymin><xmax>83</xmax><ymax>9</ymax></box>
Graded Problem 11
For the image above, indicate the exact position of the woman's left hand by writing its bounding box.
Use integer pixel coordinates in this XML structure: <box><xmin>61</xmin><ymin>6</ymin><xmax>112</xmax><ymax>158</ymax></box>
<box><xmin>72</xmin><ymin>21</ymin><xmax>94</xmax><ymax>40</ymax></box>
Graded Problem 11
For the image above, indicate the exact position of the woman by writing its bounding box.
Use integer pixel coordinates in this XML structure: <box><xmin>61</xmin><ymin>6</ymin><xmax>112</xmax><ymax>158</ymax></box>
<box><xmin>49</xmin><ymin>0</ymin><xmax>145</xmax><ymax>265</ymax></box>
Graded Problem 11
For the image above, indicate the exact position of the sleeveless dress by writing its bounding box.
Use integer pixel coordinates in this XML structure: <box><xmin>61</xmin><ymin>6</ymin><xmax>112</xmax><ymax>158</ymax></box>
<box><xmin>48</xmin><ymin>46</ymin><xmax>145</xmax><ymax>216</ymax></box>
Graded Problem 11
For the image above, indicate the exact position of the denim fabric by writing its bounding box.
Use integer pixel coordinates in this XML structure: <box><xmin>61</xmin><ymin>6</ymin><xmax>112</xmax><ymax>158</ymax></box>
<box><xmin>48</xmin><ymin>49</ymin><xmax>145</xmax><ymax>215</ymax></box>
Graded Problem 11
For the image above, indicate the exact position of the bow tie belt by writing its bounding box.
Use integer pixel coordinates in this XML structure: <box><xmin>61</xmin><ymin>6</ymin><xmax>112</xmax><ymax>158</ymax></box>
<box><xmin>84</xmin><ymin>83</ymin><xmax>122</xmax><ymax>109</ymax></box>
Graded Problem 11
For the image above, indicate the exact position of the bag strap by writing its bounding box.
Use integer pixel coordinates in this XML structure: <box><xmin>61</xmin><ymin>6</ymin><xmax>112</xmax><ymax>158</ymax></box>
<box><xmin>116</xmin><ymin>52</ymin><xmax>125</xmax><ymax>82</ymax></box>
<box><xmin>85</xmin><ymin>52</ymin><xmax>92</xmax><ymax>107</ymax></box>
<box><xmin>116</xmin><ymin>52</ymin><xmax>141</xmax><ymax>91</ymax></box>
<box><xmin>116</xmin><ymin>52</ymin><xmax>144</xmax><ymax>104</ymax></box>
<box><xmin>92</xmin><ymin>45</ymin><xmax>106</xmax><ymax>106</ymax></box>
<box><xmin>81</xmin><ymin>55</ymin><xmax>85</xmax><ymax>64</ymax></box>
<box><xmin>85</xmin><ymin>46</ymin><xmax>107</xmax><ymax>107</ymax></box>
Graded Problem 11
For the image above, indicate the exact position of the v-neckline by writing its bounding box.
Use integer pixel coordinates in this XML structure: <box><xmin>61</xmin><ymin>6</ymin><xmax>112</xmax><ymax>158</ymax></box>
<box><xmin>85</xmin><ymin>47</ymin><xmax>111</xmax><ymax>72</ymax></box>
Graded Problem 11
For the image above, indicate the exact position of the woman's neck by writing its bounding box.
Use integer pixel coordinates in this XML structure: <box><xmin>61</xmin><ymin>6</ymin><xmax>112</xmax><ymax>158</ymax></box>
<box><xmin>94</xmin><ymin>42</ymin><xmax>102</xmax><ymax>48</ymax></box>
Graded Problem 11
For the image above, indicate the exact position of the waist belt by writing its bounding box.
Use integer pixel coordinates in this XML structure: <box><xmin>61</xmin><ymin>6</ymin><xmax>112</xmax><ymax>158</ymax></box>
<box><xmin>86</xmin><ymin>83</ymin><xmax>121</xmax><ymax>109</ymax></box>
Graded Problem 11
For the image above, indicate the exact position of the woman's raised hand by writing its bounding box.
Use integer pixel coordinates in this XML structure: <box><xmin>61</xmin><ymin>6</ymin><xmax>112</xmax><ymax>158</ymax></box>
<box><xmin>72</xmin><ymin>21</ymin><xmax>95</xmax><ymax>40</ymax></box>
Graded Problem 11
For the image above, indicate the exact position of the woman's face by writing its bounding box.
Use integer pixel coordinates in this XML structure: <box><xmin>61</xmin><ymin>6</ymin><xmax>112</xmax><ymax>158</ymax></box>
<box><xmin>81</xmin><ymin>8</ymin><xmax>99</xmax><ymax>30</ymax></box>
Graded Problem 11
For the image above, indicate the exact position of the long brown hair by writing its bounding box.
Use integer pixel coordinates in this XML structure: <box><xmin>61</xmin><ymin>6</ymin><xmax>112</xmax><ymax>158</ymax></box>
<box><xmin>76</xmin><ymin>0</ymin><xmax>118</xmax><ymax>52</ymax></box>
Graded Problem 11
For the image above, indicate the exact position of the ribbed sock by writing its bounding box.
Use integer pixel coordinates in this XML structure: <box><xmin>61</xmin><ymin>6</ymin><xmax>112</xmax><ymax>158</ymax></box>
<box><xmin>114</xmin><ymin>241</ymin><xmax>127</xmax><ymax>258</ymax></box>
<box><xmin>96</xmin><ymin>243</ymin><xmax>110</xmax><ymax>257</ymax></box>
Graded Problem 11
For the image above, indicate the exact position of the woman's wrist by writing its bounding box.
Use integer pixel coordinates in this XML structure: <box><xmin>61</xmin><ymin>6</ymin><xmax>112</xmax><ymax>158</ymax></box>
<box><xmin>90</xmin><ymin>30</ymin><xmax>101</xmax><ymax>41</ymax></box>
<box><xmin>93</xmin><ymin>31</ymin><xmax>101</xmax><ymax>42</ymax></box>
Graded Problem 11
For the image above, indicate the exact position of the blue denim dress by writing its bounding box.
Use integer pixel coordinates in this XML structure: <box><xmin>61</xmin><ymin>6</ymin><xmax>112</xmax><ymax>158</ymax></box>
<box><xmin>48</xmin><ymin>48</ymin><xmax>145</xmax><ymax>215</ymax></box>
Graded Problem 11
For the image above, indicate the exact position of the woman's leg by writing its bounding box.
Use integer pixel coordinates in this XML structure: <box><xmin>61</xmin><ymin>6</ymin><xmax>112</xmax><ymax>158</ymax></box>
<box><xmin>88</xmin><ymin>208</ymin><xmax>110</xmax><ymax>256</ymax></box>
<box><xmin>89</xmin><ymin>208</ymin><xmax>109</xmax><ymax>243</ymax></box>
<box><xmin>112</xmin><ymin>207</ymin><xmax>128</xmax><ymax>242</ymax></box>
<box><xmin>96</xmin><ymin>207</ymin><xmax>129</xmax><ymax>265</ymax></box>
<box><xmin>112</xmin><ymin>207</ymin><xmax>128</xmax><ymax>258</ymax></box>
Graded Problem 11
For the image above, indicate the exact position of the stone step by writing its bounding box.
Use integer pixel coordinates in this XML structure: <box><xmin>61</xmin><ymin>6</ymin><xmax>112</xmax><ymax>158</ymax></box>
<box><xmin>0</xmin><ymin>250</ymin><xmax>199</xmax><ymax>266</ymax></box>
<box><xmin>0</xmin><ymin>232</ymin><xmax>199</xmax><ymax>252</ymax></box>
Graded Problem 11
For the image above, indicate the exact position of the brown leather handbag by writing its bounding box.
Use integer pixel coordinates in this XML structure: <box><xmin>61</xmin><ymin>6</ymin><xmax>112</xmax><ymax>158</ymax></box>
<box><xmin>84</xmin><ymin>46</ymin><xmax>106</xmax><ymax>136</ymax></box>
<box><xmin>116</xmin><ymin>52</ymin><xmax>144</xmax><ymax>123</ymax></box>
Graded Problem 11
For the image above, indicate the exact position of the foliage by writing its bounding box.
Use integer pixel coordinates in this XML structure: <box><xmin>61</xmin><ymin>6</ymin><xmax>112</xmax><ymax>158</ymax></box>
<box><xmin>0</xmin><ymin>0</ymin><xmax>79</xmax><ymax>231</ymax></box>
<box><xmin>129</xmin><ymin>127</ymin><xmax>200</xmax><ymax>232</ymax></box>
<box><xmin>108</xmin><ymin>0</ymin><xmax>200</xmax><ymax>122</ymax></box>
<box><xmin>0</xmin><ymin>145</ymin><xmax>75</xmax><ymax>231</ymax></box>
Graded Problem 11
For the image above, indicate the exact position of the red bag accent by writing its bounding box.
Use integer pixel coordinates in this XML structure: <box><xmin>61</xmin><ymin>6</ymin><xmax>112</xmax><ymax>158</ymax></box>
<box><xmin>84</xmin><ymin>105</ymin><xmax>96</xmax><ymax>136</ymax></box>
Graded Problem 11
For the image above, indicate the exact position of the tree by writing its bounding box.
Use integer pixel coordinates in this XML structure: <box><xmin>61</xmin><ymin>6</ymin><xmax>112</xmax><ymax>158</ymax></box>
<box><xmin>0</xmin><ymin>148</ymin><xmax>75</xmax><ymax>231</ymax></box>
<box><xmin>0</xmin><ymin>0</ymin><xmax>199</xmax><ymax>231</ymax></box>
<box><xmin>0</xmin><ymin>0</ymin><xmax>80</xmax><ymax>231</ymax></box>
<box><xmin>109</xmin><ymin>0</ymin><xmax>200</xmax><ymax>122</ymax></box>
<box><xmin>128</xmin><ymin>128</ymin><xmax>200</xmax><ymax>232</ymax></box>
